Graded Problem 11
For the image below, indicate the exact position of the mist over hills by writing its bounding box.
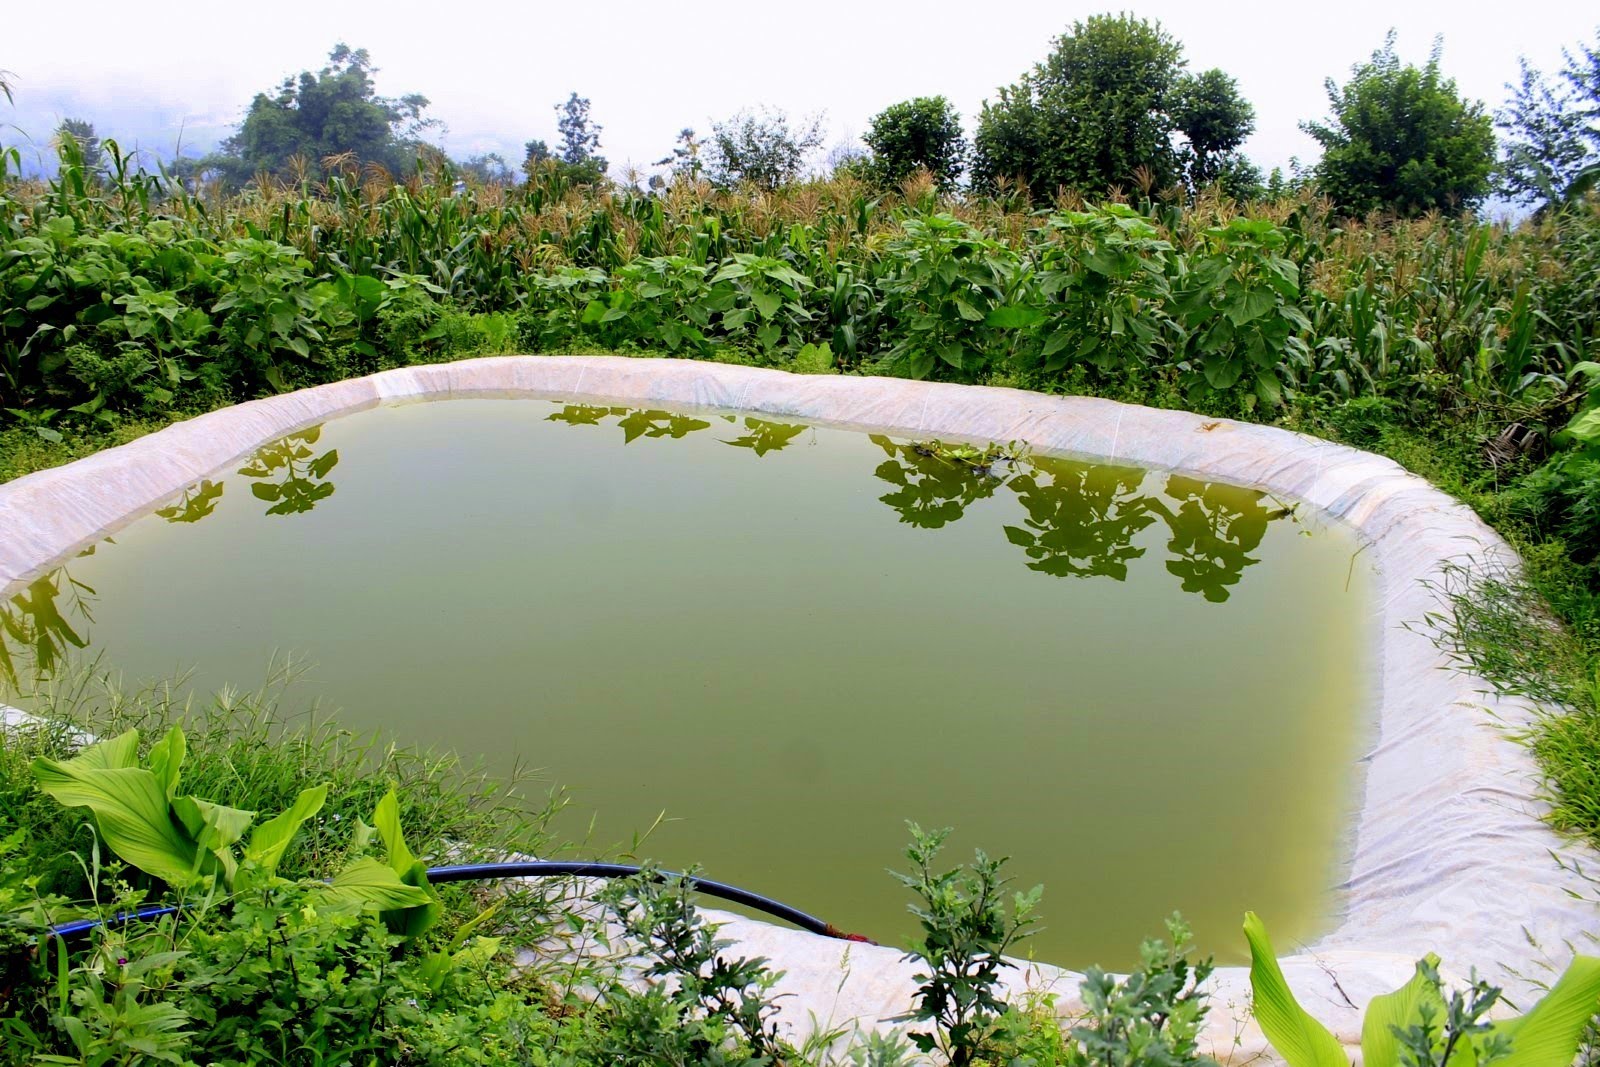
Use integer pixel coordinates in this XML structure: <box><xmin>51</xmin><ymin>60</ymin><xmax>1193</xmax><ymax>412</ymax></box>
<box><xmin>0</xmin><ymin>83</ymin><xmax>530</xmax><ymax>179</ymax></box>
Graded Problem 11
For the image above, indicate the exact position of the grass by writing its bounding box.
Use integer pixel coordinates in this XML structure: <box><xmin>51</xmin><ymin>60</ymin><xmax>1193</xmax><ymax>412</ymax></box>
<box><xmin>0</xmin><ymin>666</ymin><xmax>566</xmax><ymax>901</ymax></box>
<box><xmin>0</xmin><ymin>417</ymin><xmax>181</xmax><ymax>483</ymax></box>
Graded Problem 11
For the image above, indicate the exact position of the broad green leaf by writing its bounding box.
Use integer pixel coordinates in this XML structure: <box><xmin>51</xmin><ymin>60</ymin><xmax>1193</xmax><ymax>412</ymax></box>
<box><xmin>453</xmin><ymin>935</ymin><xmax>502</xmax><ymax>971</ymax></box>
<box><xmin>172</xmin><ymin>796</ymin><xmax>254</xmax><ymax>853</ymax></box>
<box><xmin>1244</xmin><ymin>912</ymin><xmax>1349</xmax><ymax>1067</ymax></box>
<box><xmin>1487</xmin><ymin>955</ymin><xmax>1600</xmax><ymax>1067</ymax></box>
<box><xmin>246</xmin><ymin>784</ymin><xmax>327</xmax><ymax>875</ymax></box>
<box><xmin>986</xmin><ymin>305</ymin><xmax>1046</xmax><ymax>329</ymax></box>
<box><xmin>1562</xmin><ymin>408</ymin><xmax>1600</xmax><ymax>445</ymax></box>
<box><xmin>319</xmin><ymin>857</ymin><xmax>436</xmax><ymax>912</ymax></box>
<box><xmin>750</xmin><ymin>289</ymin><xmax>782</xmax><ymax>320</ymax></box>
<box><xmin>73</xmin><ymin>729</ymin><xmax>142</xmax><ymax>770</ymax></box>
<box><xmin>372</xmin><ymin>788</ymin><xmax>442</xmax><ymax>938</ymax></box>
<box><xmin>1360</xmin><ymin>955</ymin><xmax>1444</xmax><ymax>1067</ymax></box>
<box><xmin>146</xmin><ymin>727</ymin><xmax>185</xmax><ymax>802</ymax></box>
<box><xmin>1227</xmin><ymin>287</ymin><xmax>1278</xmax><ymax>327</ymax></box>
<box><xmin>32</xmin><ymin>760</ymin><xmax>200</xmax><ymax>885</ymax></box>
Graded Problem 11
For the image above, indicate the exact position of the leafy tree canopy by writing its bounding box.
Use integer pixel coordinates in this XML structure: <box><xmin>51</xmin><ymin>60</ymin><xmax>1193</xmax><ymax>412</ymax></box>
<box><xmin>1303</xmin><ymin>31</ymin><xmax>1495</xmax><ymax>216</ymax></box>
<box><xmin>862</xmin><ymin>96</ymin><xmax>967</xmax><ymax>191</ymax></box>
<box><xmin>971</xmin><ymin>14</ymin><xmax>1255</xmax><ymax>198</ymax></box>
<box><xmin>1498</xmin><ymin>29</ymin><xmax>1600</xmax><ymax>209</ymax></box>
<box><xmin>211</xmin><ymin>44</ymin><xmax>438</xmax><ymax>184</ymax></box>
<box><xmin>706</xmin><ymin>107</ymin><xmax>825</xmax><ymax>189</ymax></box>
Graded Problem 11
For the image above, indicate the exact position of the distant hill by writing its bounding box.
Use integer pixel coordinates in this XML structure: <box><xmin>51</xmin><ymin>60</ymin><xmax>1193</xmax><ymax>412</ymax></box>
<box><xmin>1</xmin><ymin>85</ymin><xmax>235</xmax><ymax>177</ymax></box>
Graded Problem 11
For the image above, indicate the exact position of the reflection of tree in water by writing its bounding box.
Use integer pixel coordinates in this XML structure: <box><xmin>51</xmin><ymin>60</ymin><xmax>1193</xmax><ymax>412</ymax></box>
<box><xmin>546</xmin><ymin>404</ymin><xmax>712</xmax><ymax>443</ymax></box>
<box><xmin>722</xmin><ymin>417</ymin><xmax>807</xmax><ymax>457</ymax></box>
<box><xmin>1002</xmin><ymin>458</ymin><xmax>1158</xmax><ymax>580</ymax></box>
<box><xmin>0</xmin><ymin>549</ymin><xmax>98</xmax><ymax>686</ymax></box>
<box><xmin>155</xmin><ymin>479</ymin><xmax>224</xmax><ymax>524</ymax></box>
<box><xmin>1151</xmin><ymin>476</ymin><xmax>1277</xmax><ymax>603</ymax></box>
<box><xmin>237</xmin><ymin>427</ymin><xmax>340</xmax><ymax>516</ymax></box>
<box><xmin>548</xmin><ymin>403</ymin><xmax>630</xmax><ymax>427</ymax></box>
<box><xmin>868</xmin><ymin>435</ymin><xmax>1000</xmax><ymax>530</ymax></box>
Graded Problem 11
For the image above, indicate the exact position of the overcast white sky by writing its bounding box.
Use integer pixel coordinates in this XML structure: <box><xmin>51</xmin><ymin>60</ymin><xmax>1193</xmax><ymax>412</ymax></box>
<box><xmin>4</xmin><ymin>0</ymin><xmax>1597</xmax><ymax>179</ymax></box>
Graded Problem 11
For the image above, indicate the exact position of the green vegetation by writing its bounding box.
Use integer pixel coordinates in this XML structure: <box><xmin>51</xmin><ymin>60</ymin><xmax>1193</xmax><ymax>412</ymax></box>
<box><xmin>7</xmin><ymin>10</ymin><xmax>1600</xmax><ymax>1063</ymax></box>
<box><xmin>1498</xmin><ymin>28</ymin><xmax>1600</xmax><ymax>211</ymax></box>
<box><xmin>5</xmin><ymin>136</ymin><xmax>1600</xmax><ymax>857</ymax></box>
<box><xmin>861</xmin><ymin>97</ymin><xmax>968</xmax><ymax>193</ymax></box>
<box><xmin>1302</xmin><ymin>32</ymin><xmax>1497</xmax><ymax>216</ymax></box>
<box><xmin>207</xmin><ymin>44</ymin><xmax>439</xmax><ymax>186</ymax></box>
<box><xmin>1244</xmin><ymin>913</ymin><xmax>1600</xmax><ymax>1067</ymax></box>
<box><xmin>972</xmin><ymin>14</ymin><xmax>1257</xmax><ymax>198</ymax></box>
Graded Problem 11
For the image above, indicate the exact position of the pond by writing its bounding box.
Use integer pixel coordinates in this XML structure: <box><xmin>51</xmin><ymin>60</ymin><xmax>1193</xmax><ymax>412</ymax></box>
<box><xmin>2</xmin><ymin>397</ymin><xmax>1373</xmax><ymax>968</ymax></box>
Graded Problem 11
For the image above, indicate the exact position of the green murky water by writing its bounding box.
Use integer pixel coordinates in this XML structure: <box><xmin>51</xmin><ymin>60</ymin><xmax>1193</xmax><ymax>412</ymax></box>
<box><xmin>3</xmin><ymin>398</ymin><xmax>1372</xmax><ymax>968</ymax></box>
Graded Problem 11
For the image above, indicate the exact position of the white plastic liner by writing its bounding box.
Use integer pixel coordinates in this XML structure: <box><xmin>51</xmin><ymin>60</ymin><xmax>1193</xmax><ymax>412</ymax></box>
<box><xmin>3</xmin><ymin>355</ymin><xmax>1596</xmax><ymax>1057</ymax></box>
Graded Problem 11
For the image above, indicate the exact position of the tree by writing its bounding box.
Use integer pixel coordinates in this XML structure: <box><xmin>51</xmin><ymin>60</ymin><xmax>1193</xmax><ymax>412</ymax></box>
<box><xmin>555</xmin><ymin>93</ymin><xmax>605</xmax><ymax>169</ymax></box>
<box><xmin>862</xmin><ymin>96</ymin><xmax>967</xmax><ymax>191</ymax></box>
<box><xmin>705</xmin><ymin>107</ymin><xmax>825</xmax><ymax>188</ymax></box>
<box><xmin>55</xmin><ymin>118</ymin><xmax>103</xmax><ymax>173</ymax></box>
<box><xmin>1303</xmin><ymin>32</ymin><xmax>1495</xmax><ymax>216</ymax></box>
<box><xmin>523</xmin><ymin>93</ymin><xmax>607</xmax><ymax>185</ymax></box>
<box><xmin>211</xmin><ymin>44</ymin><xmax>438</xmax><ymax>184</ymax></box>
<box><xmin>971</xmin><ymin>15</ymin><xmax>1254</xmax><ymax>199</ymax></box>
<box><xmin>1498</xmin><ymin>30</ymin><xmax>1600</xmax><ymax>209</ymax></box>
<box><xmin>456</xmin><ymin>152</ymin><xmax>513</xmax><ymax>185</ymax></box>
<box><xmin>1172</xmin><ymin>70</ymin><xmax>1257</xmax><ymax>192</ymax></box>
<box><xmin>653</xmin><ymin>127</ymin><xmax>707</xmax><ymax>186</ymax></box>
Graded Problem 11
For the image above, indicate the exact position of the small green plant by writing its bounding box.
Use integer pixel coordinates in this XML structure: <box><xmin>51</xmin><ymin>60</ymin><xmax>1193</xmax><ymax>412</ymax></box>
<box><xmin>1244</xmin><ymin>912</ymin><xmax>1600</xmax><ymax>1067</ymax></box>
<box><xmin>594</xmin><ymin>865</ymin><xmax>787</xmax><ymax>1064</ymax></box>
<box><xmin>31</xmin><ymin>726</ymin><xmax>435</xmax><ymax>921</ymax></box>
<box><xmin>1064</xmin><ymin>915</ymin><xmax>1214</xmax><ymax>1067</ymax></box>
<box><xmin>893</xmin><ymin>821</ymin><xmax>1042</xmax><ymax>1065</ymax></box>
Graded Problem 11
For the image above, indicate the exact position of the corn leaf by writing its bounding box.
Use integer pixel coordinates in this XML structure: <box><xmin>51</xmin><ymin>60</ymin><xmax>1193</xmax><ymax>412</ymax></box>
<box><xmin>1243</xmin><ymin>912</ymin><xmax>1349</xmax><ymax>1067</ymax></box>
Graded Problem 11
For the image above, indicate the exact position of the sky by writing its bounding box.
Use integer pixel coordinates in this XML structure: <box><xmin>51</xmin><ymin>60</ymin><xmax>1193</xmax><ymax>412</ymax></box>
<box><xmin>3</xmin><ymin>0</ymin><xmax>1597</xmax><ymax>181</ymax></box>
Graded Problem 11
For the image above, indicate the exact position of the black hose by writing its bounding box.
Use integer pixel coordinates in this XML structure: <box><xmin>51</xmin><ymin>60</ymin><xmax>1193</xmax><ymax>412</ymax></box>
<box><xmin>47</xmin><ymin>861</ymin><xmax>874</xmax><ymax>944</ymax></box>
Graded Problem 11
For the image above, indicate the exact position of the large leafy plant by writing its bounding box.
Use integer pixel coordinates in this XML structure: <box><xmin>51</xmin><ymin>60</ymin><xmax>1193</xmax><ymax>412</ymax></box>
<box><xmin>1244</xmin><ymin>912</ymin><xmax>1600</xmax><ymax>1067</ymax></box>
<box><xmin>1171</xmin><ymin>217</ymin><xmax>1311</xmax><ymax>408</ymax></box>
<box><xmin>32</xmin><ymin>727</ymin><xmax>437</xmax><ymax>923</ymax></box>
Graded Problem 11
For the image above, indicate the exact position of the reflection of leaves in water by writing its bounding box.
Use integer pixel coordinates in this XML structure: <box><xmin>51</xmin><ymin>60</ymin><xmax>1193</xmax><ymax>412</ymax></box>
<box><xmin>1155</xmin><ymin>476</ymin><xmax>1274</xmax><ymax>603</ymax></box>
<box><xmin>0</xmin><ymin>562</ymin><xmax>96</xmax><ymax>685</ymax></box>
<box><xmin>722</xmin><ymin>418</ymin><xmax>806</xmax><ymax>457</ymax></box>
<box><xmin>154</xmin><ymin>479</ymin><xmax>225</xmax><ymax>524</ymax></box>
<box><xmin>1002</xmin><ymin>458</ymin><xmax>1158</xmax><ymax>580</ymax></box>
<box><xmin>869</xmin><ymin>434</ymin><xmax>999</xmax><ymax>529</ymax></box>
<box><xmin>237</xmin><ymin>427</ymin><xmax>340</xmax><ymax>517</ymax></box>
<box><xmin>548</xmin><ymin>404</ymin><xmax>630</xmax><ymax>426</ymax></box>
<box><xmin>547</xmin><ymin>404</ymin><xmax>713</xmax><ymax>443</ymax></box>
<box><xmin>619</xmin><ymin>409</ymin><xmax>710</xmax><ymax>443</ymax></box>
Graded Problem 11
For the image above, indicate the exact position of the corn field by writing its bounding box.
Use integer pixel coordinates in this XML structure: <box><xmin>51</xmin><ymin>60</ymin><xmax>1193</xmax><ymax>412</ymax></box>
<box><xmin>2</xmin><ymin>139</ymin><xmax>1598</xmax><ymax>432</ymax></box>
